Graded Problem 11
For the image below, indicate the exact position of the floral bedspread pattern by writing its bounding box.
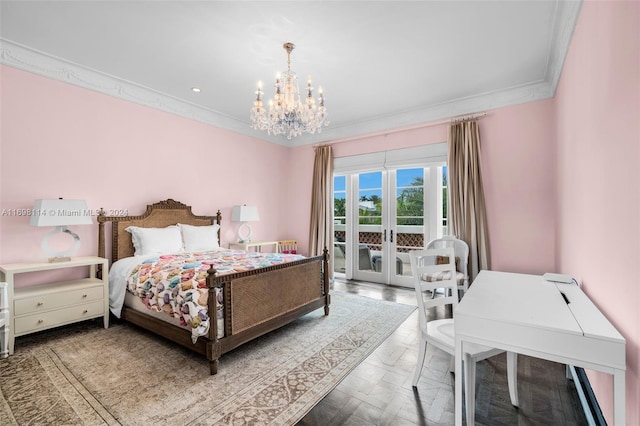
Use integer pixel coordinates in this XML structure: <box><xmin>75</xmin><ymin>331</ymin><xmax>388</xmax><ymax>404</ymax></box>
<box><xmin>127</xmin><ymin>250</ymin><xmax>305</xmax><ymax>342</ymax></box>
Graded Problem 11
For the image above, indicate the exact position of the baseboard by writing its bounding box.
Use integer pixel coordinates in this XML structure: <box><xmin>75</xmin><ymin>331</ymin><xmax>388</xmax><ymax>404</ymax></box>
<box><xmin>569</xmin><ymin>365</ymin><xmax>607</xmax><ymax>426</ymax></box>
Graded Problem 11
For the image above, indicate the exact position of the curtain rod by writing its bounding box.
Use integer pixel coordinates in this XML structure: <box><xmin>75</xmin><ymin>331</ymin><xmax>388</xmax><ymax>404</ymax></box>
<box><xmin>312</xmin><ymin>111</ymin><xmax>488</xmax><ymax>147</ymax></box>
<box><xmin>450</xmin><ymin>112</ymin><xmax>487</xmax><ymax>123</ymax></box>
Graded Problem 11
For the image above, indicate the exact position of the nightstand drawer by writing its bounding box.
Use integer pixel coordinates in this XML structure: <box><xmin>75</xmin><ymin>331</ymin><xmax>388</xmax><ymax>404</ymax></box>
<box><xmin>14</xmin><ymin>300</ymin><xmax>104</xmax><ymax>334</ymax></box>
<box><xmin>14</xmin><ymin>285</ymin><xmax>104</xmax><ymax>315</ymax></box>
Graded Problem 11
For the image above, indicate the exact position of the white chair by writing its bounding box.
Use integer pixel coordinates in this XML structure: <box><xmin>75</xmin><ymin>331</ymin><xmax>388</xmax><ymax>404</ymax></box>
<box><xmin>409</xmin><ymin>248</ymin><xmax>518</xmax><ymax>421</ymax></box>
<box><xmin>0</xmin><ymin>282</ymin><xmax>8</xmax><ymax>358</ymax></box>
<box><xmin>425</xmin><ymin>235</ymin><xmax>469</xmax><ymax>298</ymax></box>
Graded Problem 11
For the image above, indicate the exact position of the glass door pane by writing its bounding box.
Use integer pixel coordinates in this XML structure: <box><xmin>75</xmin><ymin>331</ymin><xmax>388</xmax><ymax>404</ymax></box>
<box><xmin>333</xmin><ymin>175</ymin><xmax>346</xmax><ymax>275</ymax></box>
<box><xmin>357</xmin><ymin>171</ymin><xmax>383</xmax><ymax>276</ymax></box>
<box><xmin>394</xmin><ymin>168</ymin><xmax>425</xmax><ymax>282</ymax></box>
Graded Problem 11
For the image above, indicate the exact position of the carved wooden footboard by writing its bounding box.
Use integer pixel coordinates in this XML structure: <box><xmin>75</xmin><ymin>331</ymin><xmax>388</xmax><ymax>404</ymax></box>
<box><xmin>97</xmin><ymin>199</ymin><xmax>330</xmax><ymax>374</ymax></box>
<box><xmin>206</xmin><ymin>255</ymin><xmax>329</xmax><ymax>373</ymax></box>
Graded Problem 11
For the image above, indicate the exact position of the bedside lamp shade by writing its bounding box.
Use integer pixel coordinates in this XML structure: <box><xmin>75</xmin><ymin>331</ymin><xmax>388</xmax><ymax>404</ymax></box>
<box><xmin>30</xmin><ymin>199</ymin><xmax>92</xmax><ymax>262</ymax></box>
<box><xmin>231</xmin><ymin>205</ymin><xmax>259</xmax><ymax>243</ymax></box>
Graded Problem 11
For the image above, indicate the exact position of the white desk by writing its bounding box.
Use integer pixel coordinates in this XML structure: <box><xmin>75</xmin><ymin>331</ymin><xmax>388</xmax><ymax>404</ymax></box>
<box><xmin>454</xmin><ymin>270</ymin><xmax>625</xmax><ymax>425</ymax></box>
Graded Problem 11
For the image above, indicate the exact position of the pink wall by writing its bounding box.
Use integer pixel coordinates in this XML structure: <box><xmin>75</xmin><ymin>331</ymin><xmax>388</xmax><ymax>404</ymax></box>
<box><xmin>554</xmin><ymin>1</ymin><xmax>640</xmax><ymax>423</ymax></box>
<box><xmin>482</xmin><ymin>100</ymin><xmax>556</xmax><ymax>274</ymax></box>
<box><xmin>290</xmin><ymin>100</ymin><xmax>557</xmax><ymax>275</ymax></box>
<box><xmin>0</xmin><ymin>65</ymin><xmax>292</xmax><ymax>284</ymax></box>
<box><xmin>0</xmin><ymin>61</ymin><xmax>564</xmax><ymax>282</ymax></box>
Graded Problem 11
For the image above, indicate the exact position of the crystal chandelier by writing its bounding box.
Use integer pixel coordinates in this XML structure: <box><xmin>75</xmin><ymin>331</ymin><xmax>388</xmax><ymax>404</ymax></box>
<box><xmin>250</xmin><ymin>42</ymin><xmax>329</xmax><ymax>140</ymax></box>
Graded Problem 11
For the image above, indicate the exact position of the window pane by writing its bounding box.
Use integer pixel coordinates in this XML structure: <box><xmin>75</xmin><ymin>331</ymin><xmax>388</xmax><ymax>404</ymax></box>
<box><xmin>397</xmin><ymin>168</ymin><xmax>422</xmax><ymax>187</ymax></box>
<box><xmin>441</xmin><ymin>167</ymin><xmax>448</xmax><ymax>236</ymax></box>
<box><xmin>333</xmin><ymin>175</ymin><xmax>347</xmax><ymax>275</ymax></box>
<box><xmin>396</xmin><ymin>168</ymin><xmax>424</xmax><ymax>226</ymax></box>
<box><xmin>359</xmin><ymin>171</ymin><xmax>382</xmax><ymax>189</ymax></box>
<box><xmin>358</xmin><ymin>172</ymin><xmax>382</xmax><ymax>225</ymax></box>
<box><xmin>333</xmin><ymin>176</ymin><xmax>346</xmax><ymax>224</ymax></box>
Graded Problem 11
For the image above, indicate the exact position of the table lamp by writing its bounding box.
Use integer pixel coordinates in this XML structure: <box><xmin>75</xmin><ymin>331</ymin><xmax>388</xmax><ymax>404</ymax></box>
<box><xmin>231</xmin><ymin>205</ymin><xmax>259</xmax><ymax>243</ymax></box>
<box><xmin>29</xmin><ymin>198</ymin><xmax>92</xmax><ymax>262</ymax></box>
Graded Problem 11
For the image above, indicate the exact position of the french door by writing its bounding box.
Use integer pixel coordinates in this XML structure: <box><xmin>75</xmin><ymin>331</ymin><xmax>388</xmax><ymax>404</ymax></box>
<box><xmin>333</xmin><ymin>165</ymin><xmax>447</xmax><ymax>288</ymax></box>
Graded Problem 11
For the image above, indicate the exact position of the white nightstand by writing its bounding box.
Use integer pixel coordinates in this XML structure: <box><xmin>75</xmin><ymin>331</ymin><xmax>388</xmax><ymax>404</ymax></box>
<box><xmin>229</xmin><ymin>240</ymin><xmax>279</xmax><ymax>252</ymax></box>
<box><xmin>0</xmin><ymin>256</ymin><xmax>109</xmax><ymax>355</ymax></box>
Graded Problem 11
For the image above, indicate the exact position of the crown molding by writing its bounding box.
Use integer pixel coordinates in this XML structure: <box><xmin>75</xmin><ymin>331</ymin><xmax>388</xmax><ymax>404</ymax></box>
<box><xmin>0</xmin><ymin>39</ymin><xmax>270</xmax><ymax>143</ymax></box>
<box><xmin>546</xmin><ymin>0</ymin><xmax>583</xmax><ymax>95</ymax></box>
<box><xmin>286</xmin><ymin>0</ymin><xmax>583</xmax><ymax>147</ymax></box>
<box><xmin>1</xmin><ymin>0</ymin><xmax>580</xmax><ymax>148</ymax></box>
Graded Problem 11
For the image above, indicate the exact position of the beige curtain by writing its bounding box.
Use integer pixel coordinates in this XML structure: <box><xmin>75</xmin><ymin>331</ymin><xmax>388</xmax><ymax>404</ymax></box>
<box><xmin>448</xmin><ymin>120</ymin><xmax>490</xmax><ymax>281</ymax></box>
<box><xmin>308</xmin><ymin>145</ymin><xmax>333</xmax><ymax>256</ymax></box>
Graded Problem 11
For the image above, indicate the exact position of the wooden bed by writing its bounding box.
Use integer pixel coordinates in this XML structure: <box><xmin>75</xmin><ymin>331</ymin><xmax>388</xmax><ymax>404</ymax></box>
<box><xmin>97</xmin><ymin>199</ymin><xmax>330</xmax><ymax>374</ymax></box>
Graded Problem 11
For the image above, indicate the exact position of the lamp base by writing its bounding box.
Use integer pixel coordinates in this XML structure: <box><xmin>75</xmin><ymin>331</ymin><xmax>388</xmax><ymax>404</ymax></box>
<box><xmin>48</xmin><ymin>256</ymin><xmax>72</xmax><ymax>263</ymax></box>
<box><xmin>42</xmin><ymin>226</ymin><xmax>81</xmax><ymax>261</ymax></box>
<box><xmin>237</xmin><ymin>222</ymin><xmax>253</xmax><ymax>244</ymax></box>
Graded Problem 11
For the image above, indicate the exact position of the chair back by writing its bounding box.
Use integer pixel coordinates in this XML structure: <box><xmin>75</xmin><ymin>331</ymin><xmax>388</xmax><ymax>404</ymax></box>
<box><xmin>277</xmin><ymin>240</ymin><xmax>298</xmax><ymax>254</ymax></box>
<box><xmin>426</xmin><ymin>235</ymin><xmax>469</xmax><ymax>281</ymax></box>
<box><xmin>409</xmin><ymin>248</ymin><xmax>458</xmax><ymax>327</ymax></box>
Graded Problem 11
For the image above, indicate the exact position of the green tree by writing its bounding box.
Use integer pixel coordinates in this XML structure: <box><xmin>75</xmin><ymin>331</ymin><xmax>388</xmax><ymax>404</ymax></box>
<box><xmin>397</xmin><ymin>177</ymin><xmax>424</xmax><ymax>225</ymax></box>
<box><xmin>334</xmin><ymin>197</ymin><xmax>345</xmax><ymax>218</ymax></box>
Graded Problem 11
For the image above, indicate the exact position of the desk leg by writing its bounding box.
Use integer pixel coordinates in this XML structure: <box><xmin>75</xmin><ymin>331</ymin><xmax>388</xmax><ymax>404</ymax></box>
<box><xmin>455</xmin><ymin>337</ymin><xmax>463</xmax><ymax>425</ymax></box>
<box><xmin>464</xmin><ymin>353</ymin><xmax>475</xmax><ymax>425</ymax></box>
<box><xmin>613</xmin><ymin>369</ymin><xmax>625</xmax><ymax>426</ymax></box>
<box><xmin>506</xmin><ymin>352</ymin><xmax>519</xmax><ymax>407</ymax></box>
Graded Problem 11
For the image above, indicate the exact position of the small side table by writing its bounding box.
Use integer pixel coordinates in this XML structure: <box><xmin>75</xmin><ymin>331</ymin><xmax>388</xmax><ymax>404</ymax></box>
<box><xmin>0</xmin><ymin>256</ymin><xmax>109</xmax><ymax>355</ymax></box>
<box><xmin>228</xmin><ymin>241</ymin><xmax>279</xmax><ymax>253</ymax></box>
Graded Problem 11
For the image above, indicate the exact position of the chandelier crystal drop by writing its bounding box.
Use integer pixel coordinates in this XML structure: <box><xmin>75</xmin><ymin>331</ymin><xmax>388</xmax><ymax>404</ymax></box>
<box><xmin>250</xmin><ymin>42</ymin><xmax>329</xmax><ymax>140</ymax></box>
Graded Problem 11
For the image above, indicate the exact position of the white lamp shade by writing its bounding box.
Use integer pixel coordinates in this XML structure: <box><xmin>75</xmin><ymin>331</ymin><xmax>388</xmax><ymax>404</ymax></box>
<box><xmin>29</xmin><ymin>199</ymin><xmax>93</xmax><ymax>227</ymax></box>
<box><xmin>231</xmin><ymin>205</ymin><xmax>260</xmax><ymax>222</ymax></box>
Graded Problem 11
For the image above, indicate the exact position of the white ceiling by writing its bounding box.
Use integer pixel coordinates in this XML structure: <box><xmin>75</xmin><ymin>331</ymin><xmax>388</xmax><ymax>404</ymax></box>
<box><xmin>0</xmin><ymin>1</ymin><xmax>581</xmax><ymax>146</ymax></box>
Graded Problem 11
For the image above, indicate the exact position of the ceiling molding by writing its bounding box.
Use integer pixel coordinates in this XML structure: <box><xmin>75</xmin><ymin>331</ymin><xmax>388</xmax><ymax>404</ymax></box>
<box><xmin>546</xmin><ymin>0</ymin><xmax>583</xmax><ymax>95</ymax></box>
<box><xmin>0</xmin><ymin>39</ymin><xmax>261</xmax><ymax>142</ymax></box>
<box><xmin>1</xmin><ymin>0</ymin><xmax>581</xmax><ymax>148</ymax></box>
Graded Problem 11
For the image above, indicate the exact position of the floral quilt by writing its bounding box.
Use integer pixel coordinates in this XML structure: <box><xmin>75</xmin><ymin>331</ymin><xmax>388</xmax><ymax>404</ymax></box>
<box><xmin>127</xmin><ymin>250</ymin><xmax>305</xmax><ymax>342</ymax></box>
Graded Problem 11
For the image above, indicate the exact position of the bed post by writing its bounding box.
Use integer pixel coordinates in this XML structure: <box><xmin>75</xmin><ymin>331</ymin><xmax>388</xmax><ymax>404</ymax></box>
<box><xmin>323</xmin><ymin>247</ymin><xmax>331</xmax><ymax>316</ymax></box>
<box><xmin>97</xmin><ymin>208</ymin><xmax>106</xmax><ymax>279</ymax></box>
<box><xmin>206</xmin><ymin>265</ymin><xmax>222</xmax><ymax>375</ymax></box>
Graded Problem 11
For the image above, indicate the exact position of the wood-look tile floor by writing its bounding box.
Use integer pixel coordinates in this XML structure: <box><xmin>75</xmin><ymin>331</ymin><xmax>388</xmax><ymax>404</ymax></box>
<box><xmin>298</xmin><ymin>279</ymin><xmax>587</xmax><ymax>425</ymax></box>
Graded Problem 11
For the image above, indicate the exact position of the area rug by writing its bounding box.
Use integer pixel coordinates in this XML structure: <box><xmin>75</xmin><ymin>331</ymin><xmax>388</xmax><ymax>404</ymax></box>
<box><xmin>0</xmin><ymin>291</ymin><xmax>415</xmax><ymax>425</ymax></box>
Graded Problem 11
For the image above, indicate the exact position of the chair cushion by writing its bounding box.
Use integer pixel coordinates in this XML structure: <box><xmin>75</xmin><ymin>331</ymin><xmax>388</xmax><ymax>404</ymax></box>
<box><xmin>436</xmin><ymin>255</ymin><xmax>460</xmax><ymax>272</ymax></box>
<box><xmin>422</xmin><ymin>271</ymin><xmax>465</xmax><ymax>285</ymax></box>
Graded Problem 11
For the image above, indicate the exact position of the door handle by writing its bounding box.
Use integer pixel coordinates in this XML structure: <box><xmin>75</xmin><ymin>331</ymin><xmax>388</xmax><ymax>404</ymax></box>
<box><xmin>383</xmin><ymin>229</ymin><xmax>387</xmax><ymax>242</ymax></box>
<box><xmin>390</xmin><ymin>230</ymin><xmax>394</xmax><ymax>243</ymax></box>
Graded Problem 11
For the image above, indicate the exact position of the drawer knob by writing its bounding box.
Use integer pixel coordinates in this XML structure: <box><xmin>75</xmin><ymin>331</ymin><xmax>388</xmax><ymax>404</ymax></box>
<box><xmin>83</xmin><ymin>309</ymin><xmax>88</xmax><ymax>314</ymax></box>
<box><xmin>82</xmin><ymin>294</ymin><xmax>88</xmax><ymax>298</ymax></box>
<box><xmin>37</xmin><ymin>302</ymin><xmax>44</xmax><ymax>306</ymax></box>
<box><xmin>38</xmin><ymin>319</ymin><xmax>43</xmax><ymax>324</ymax></box>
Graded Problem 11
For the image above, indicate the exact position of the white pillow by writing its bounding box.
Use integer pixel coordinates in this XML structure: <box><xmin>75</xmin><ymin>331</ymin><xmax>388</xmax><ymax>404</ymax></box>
<box><xmin>178</xmin><ymin>223</ymin><xmax>220</xmax><ymax>252</ymax></box>
<box><xmin>125</xmin><ymin>225</ymin><xmax>183</xmax><ymax>256</ymax></box>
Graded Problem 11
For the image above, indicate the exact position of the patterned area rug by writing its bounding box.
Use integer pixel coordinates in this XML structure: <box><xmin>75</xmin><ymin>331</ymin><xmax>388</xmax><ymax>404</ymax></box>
<box><xmin>0</xmin><ymin>291</ymin><xmax>415</xmax><ymax>425</ymax></box>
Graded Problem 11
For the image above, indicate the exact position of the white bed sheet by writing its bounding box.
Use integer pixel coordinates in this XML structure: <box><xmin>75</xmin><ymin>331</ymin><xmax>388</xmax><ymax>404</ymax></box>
<box><xmin>109</xmin><ymin>255</ymin><xmax>153</xmax><ymax>318</ymax></box>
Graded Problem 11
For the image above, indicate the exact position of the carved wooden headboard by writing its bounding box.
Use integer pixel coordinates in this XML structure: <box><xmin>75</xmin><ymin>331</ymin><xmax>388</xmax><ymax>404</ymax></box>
<box><xmin>97</xmin><ymin>199</ymin><xmax>222</xmax><ymax>263</ymax></box>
